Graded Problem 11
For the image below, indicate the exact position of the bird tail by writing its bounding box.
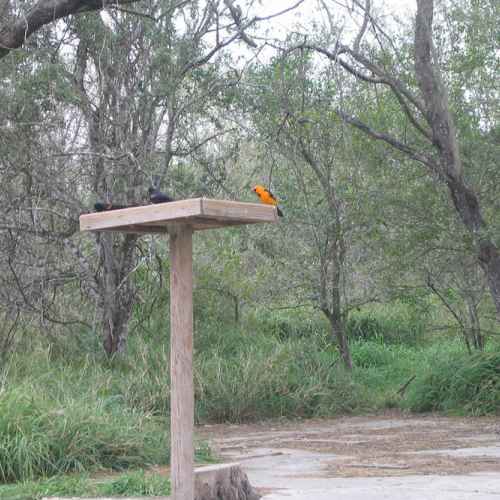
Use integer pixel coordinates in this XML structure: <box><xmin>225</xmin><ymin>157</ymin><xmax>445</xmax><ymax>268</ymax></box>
<box><xmin>94</xmin><ymin>202</ymin><xmax>129</xmax><ymax>212</ymax></box>
<box><xmin>277</xmin><ymin>207</ymin><xmax>284</xmax><ymax>217</ymax></box>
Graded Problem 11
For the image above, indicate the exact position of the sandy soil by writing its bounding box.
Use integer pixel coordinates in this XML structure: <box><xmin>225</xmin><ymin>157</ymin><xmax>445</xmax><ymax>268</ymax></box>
<box><xmin>198</xmin><ymin>411</ymin><xmax>500</xmax><ymax>478</ymax></box>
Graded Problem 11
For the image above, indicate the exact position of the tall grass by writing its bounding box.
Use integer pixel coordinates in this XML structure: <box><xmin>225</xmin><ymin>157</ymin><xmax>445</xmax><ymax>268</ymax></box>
<box><xmin>196</xmin><ymin>338</ymin><xmax>367</xmax><ymax>422</ymax></box>
<box><xmin>346</xmin><ymin>301</ymin><xmax>429</xmax><ymax>345</ymax></box>
<box><xmin>0</xmin><ymin>309</ymin><xmax>498</xmax><ymax>485</ymax></box>
<box><xmin>0</xmin><ymin>470</ymin><xmax>171</xmax><ymax>499</ymax></box>
<box><xmin>406</xmin><ymin>351</ymin><xmax>500</xmax><ymax>415</ymax></box>
<box><xmin>126</xmin><ymin>326</ymin><xmax>368</xmax><ymax>422</ymax></box>
<box><xmin>0</xmin><ymin>352</ymin><xmax>169</xmax><ymax>483</ymax></box>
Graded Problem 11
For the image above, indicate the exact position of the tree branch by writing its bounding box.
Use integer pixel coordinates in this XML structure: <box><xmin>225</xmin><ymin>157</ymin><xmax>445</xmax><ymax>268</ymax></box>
<box><xmin>0</xmin><ymin>0</ymin><xmax>141</xmax><ymax>60</ymax></box>
<box><xmin>334</xmin><ymin>108</ymin><xmax>440</xmax><ymax>173</ymax></box>
<box><xmin>286</xmin><ymin>42</ymin><xmax>429</xmax><ymax>125</ymax></box>
<box><xmin>353</xmin><ymin>0</ymin><xmax>370</xmax><ymax>53</ymax></box>
<box><xmin>414</xmin><ymin>0</ymin><xmax>463</xmax><ymax>178</ymax></box>
<box><xmin>223</xmin><ymin>0</ymin><xmax>257</xmax><ymax>48</ymax></box>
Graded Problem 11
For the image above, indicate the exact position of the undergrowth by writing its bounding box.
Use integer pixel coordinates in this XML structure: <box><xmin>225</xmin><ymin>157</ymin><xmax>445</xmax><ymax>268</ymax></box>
<box><xmin>405</xmin><ymin>351</ymin><xmax>500</xmax><ymax>415</ymax></box>
<box><xmin>0</xmin><ymin>469</ymin><xmax>170</xmax><ymax>500</ymax></box>
<box><xmin>0</xmin><ymin>306</ymin><xmax>498</xmax><ymax>488</ymax></box>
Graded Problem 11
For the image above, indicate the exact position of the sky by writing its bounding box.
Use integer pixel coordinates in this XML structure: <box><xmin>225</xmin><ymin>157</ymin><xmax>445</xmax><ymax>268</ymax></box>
<box><xmin>256</xmin><ymin>0</ymin><xmax>417</xmax><ymax>20</ymax></box>
<box><xmin>225</xmin><ymin>0</ymin><xmax>417</xmax><ymax>66</ymax></box>
<box><xmin>251</xmin><ymin>0</ymin><xmax>417</xmax><ymax>38</ymax></box>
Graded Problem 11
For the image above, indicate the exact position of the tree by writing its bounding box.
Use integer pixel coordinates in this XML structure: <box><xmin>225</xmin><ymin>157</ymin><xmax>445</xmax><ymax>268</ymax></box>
<box><xmin>281</xmin><ymin>0</ymin><xmax>500</xmax><ymax>320</ymax></box>
<box><xmin>244</xmin><ymin>53</ymin><xmax>388</xmax><ymax>370</ymax></box>
<box><xmin>0</xmin><ymin>0</ymin><xmax>142</xmax><ymax>59</ymax></box>
<box><xmin>0</xmin><ymin>0</ymin><xmax>263</xmax><ymax>355</ymax></box>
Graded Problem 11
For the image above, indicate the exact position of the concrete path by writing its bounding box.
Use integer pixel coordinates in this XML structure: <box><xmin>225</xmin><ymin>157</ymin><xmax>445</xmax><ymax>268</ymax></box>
<box><xmin>200</xmin><ymin>413</ymin><xmax>500</xmax><ymax>499</ymax></box>
<box><xmin>242</xmin><ymin>449</ymin><xmax>500</xmax><ymax>499</ymax></box>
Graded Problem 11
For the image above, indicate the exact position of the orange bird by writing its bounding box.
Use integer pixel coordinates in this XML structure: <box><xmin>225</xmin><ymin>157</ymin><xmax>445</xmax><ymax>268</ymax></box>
<box><xmin>252</xmin><ymin>185</ymin><xmax>284</xmax><ymax>217</ymax></box>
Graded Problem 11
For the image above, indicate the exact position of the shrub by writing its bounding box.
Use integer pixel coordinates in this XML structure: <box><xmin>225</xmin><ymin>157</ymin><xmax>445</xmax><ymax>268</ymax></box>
<box><xmin>0</xmin><ymin>356</ymin><xmax>169</xmax><ymax>482</ymax></box>
<box><xmin>347</xmin><ymin>302</ymin><xmax>427</xmax><ymax>345</ymax></box>
<box><xmin>351</xmin><ymin>340</ymin><xmax>396</xmax><ymax>368</ymax></box>
<box><xmin>246</xmin><ymin>309</ymin><xmax>329</xmax><ymax>342</ymax></box>
<box><xmin>406</xmin><ymin>351</ymin><xmax>500</xmax><ymax>415</ymax></box>
<box><xmin>195</xmin><ymin>337</ymin><xmax>369</xmax><ymax>422</ymax></box>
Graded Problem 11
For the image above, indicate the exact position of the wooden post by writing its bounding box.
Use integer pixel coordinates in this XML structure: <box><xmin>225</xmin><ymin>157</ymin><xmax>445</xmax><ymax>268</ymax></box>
<box><xmin>79</xmin><ymin>199</ymin><xmax>278</xmax><ymax>500</ymax></box>
<box><xmin>169</xmin><ymin>224</ymin><xmax>194</xmax><ymax>500</ymax></box>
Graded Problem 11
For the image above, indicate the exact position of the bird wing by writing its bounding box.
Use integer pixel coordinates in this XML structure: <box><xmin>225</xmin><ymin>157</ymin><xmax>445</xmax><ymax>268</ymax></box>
<box><xmin>264</xmin><ymin>187</ymin><xmax>278</xmax><ymax>203</ymax></box>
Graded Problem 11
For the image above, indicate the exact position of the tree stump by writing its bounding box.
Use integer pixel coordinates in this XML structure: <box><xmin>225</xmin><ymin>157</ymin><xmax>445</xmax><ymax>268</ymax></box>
<box><xmin>42</xmin><ymin>463</ymin><xmax>260</xmax><ymax>500</ymax></box>
<box><xmin>195</xmin><ymin>463</ymin><xmax>261</xmax><ymax>500</ymax></box>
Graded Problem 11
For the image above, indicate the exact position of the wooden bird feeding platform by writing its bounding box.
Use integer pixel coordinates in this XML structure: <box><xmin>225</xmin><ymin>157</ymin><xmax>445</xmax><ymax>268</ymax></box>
<box><xmin>80</xmin><ymin>199</ymin><xmax>278</xmax><ymax>500</ymax></box>
<box><xmin>80</xmin><ymin>198</ymin><xmax>278</xmax><ymax>233</ymax></box>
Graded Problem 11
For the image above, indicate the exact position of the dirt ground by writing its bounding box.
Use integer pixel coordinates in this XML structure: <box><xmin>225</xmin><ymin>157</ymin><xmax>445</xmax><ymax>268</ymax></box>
<box><xmin>198</xmin><ymin>411</ymin><xmax>500</xmax><ymax>478</ymax></box>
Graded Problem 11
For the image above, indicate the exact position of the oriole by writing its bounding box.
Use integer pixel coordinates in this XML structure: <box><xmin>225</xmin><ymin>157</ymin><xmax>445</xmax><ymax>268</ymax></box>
<box><xmin>252</xmin><ymin>185</ymin><xmax>283</xmax><ymax>216</ymax></box>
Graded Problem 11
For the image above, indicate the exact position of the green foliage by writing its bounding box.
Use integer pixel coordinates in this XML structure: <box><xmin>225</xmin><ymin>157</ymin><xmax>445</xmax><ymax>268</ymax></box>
<box><xmin>1</xmin><ymin>313</ymin><xmax>498</xmax><ymax>489</ymax></box>
<box><xmin>0</xmin><ymin>474</ymin><xmax>90</xmax><ymax>500</ymax></box>
<box><xmin>0</xmin><ymin>347</ymin><xmax>219</xmax><ymax>484</ymax></box>
<box><xmin>347</xmin><ymin>302</ymin><xmax>427</xmax><ymax>345</ymax></box>
<box><xmin>124</xmin><ymin>338</ymin><xmax>171</xmax><ymax>416</ymax></box>
<box><xmin>98</xmin><ymin>469</ymin><xmax>170</xmax><ymax>496</ymax></box>
<box><xmin>1</xmin><ymin>7</ymin><xmax>499</xmax><ymax>499</ymax></box>
<box><xmin>406</xmin><ymin>351</ymin><xmax>500</xmax><ymax>415</ymax></box>
<box><xmin>0</xmin><ymin>380</ymin><xmax>168</xmax><ymax>483</ymax></box>
<box><xmin>245</xmin><ymin>309</ymin><xmax>329</xmax><ymax>343</ymax></box>
<box><xmin>126</xmin><ymin>321</ymin><xmax>366</xmax><ymax>423</ymax></box>
<box><xmin>0</xmin><ymin>470</ymin><xmax>170</xmax><ymax>499</ymax></box>
<box><xmin>196</xmin><ymin>334</ymin><xmax>367</xmax><ymax>422</ymax></box>
<box><xmin>350</xmin><ymin>337</ymin><xmax>479</xmax><ymax>410</ymax></box>
<box><xmin>350</xmin><ymin>340</ymin><xmax>411</xmax><ymax>368</ymax></box>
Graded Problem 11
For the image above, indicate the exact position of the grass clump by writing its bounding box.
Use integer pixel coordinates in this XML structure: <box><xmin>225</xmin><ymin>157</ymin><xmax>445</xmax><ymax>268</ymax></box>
<box><xmin>0</xmin><ymin>356</ymin><xmax>169</xmax><ymax>483</ymax></box>
<box><xmin>0</xmin><ymin>470</ymin><xmax>170</xmax><ymax>499</ymax></box>
<box><xmin>347</xmin><ymin>301</ymin><xmax>427</xmax><ymax>345</ymax></box>
<box><xmin>98</xmin><ymin>469</ymin><xmax>170</xmax><ymax>496</ymax></box>
<box><xmin>196</xmin><ymin>333</ymin><xmax>368</xmax><ymax>422</ymax></box>
<box><xmin>406</xmin><ymin>351</ymin><xmax>500</xmax><ymax>415</ymax></box>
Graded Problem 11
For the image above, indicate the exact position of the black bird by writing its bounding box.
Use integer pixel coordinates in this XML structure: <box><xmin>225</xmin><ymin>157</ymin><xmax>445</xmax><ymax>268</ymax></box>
<box><xmin>94</xmin><ymin>202</ymin><xmax>128</xmax><ymax>212</ymax></box>
<box><xmin>148</xmin><ymin>187</ymin><xmax>174</xmax><ymax>204</ymax></box>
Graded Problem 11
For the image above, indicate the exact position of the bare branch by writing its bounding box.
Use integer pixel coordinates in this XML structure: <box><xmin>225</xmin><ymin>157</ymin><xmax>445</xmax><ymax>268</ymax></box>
<box><xmin>223</xmin><ymin>0</ymin><xmax>257</xmax><ymax>48</ymax></box>
<box><xmin>284</xmin><ymin>42</ymin><xmax>432</xmax><ymax>141</ymax></box>
<box><xmin>318</xmin><ymin>0</ymin><xmax>337</xmax><ymax>34</ymax></box>
<box><xmin>107</xmin><ymin>4</ymin><xmax>156</xmax><ymax>21</ymax></box>
<box><xmin>334</xmin><ymin>108</ymin><xmax>440</xmax><ymax>173</ymax></box>
<box><xmin>426</xmin><ymin>275</ymin><xmax>472</xmax><ymax>353</ymax></box>
<box><xmin>353</xmin><ymin>0</ymin><xmax>370</xmax><ymax>53</ymax></box>
<box><xmin>170</xmin><ymin>127</ymin><xmax>239</xmax><ymax>157</ymax></box>
<box><xmin>253</xmin><ymin>0</ymin><xmax>306</xmax><ymax>23</ymax></box>
<box><xmin>181</xmin><ymin>1</ymin><xmax>305</xmax><ymax>75</ymax></box>
<box><xmin>391</xmin><ymin>86</ymin><xmax>434</xmax><ymax>141</ymax></box>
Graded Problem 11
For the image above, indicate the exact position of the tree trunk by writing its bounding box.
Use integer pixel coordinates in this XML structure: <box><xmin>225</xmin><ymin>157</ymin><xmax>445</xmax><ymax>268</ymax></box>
<box><xmin>102</xmin><ymin>300</ymin><xmax>131</xmax><ymax>356</ymax></box>
<box><xmin>476</xmin><ymin>240</ymin><xmax>500</xmax><ymax>322</ymax></box>
<box><xmin>446</xmin><ymin>179</ymin><xmax>500</xmax><ymax>319</ymax></box>
<box><xmin>415</xmin><ymin>0</ymin><xmax>500</xmax><ymax>320</ymax></box>
<box><xmin>323</xmin><ymin>308</ymin><xmax>352</xmax><ymax>371</ymax></box>
<box><xmin>195</xmin><ymin>463</ymin><xmax>261</xmax><ymax>500</ymax></box>
<box><xmin>233</xmin><ymin>294</ymin><xmax>240</xmax><ymax>325</ymax></box>
<box><xmin>317</xmin><ymin>227</ymin><xmax>352</xmax><ymax>371</ymax></box>
<box><xmin>99</xmin><ymin>232</ymin><xmax>138</xmax><ymax>356</ymax></box>
<box><xmin>330</xmin><ymin>314</ymin><xmax>352</xmax><ymax>371</ymax></box>
<box><xmin>466</xmin><ymin>298</ymin><xmax>484</xmax><ymax>351</ymax></box>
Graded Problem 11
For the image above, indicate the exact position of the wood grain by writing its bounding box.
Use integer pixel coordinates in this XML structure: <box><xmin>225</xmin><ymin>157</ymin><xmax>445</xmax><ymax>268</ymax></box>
<box><xmin>169</xmin><ymin>224</ymin><xmax>194</xmax><ymax>500</ymax></box>
<box><xmin>80</xmin><ymin>198</ymin><xmax>278</xmax><ymax>233</ymax></box>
